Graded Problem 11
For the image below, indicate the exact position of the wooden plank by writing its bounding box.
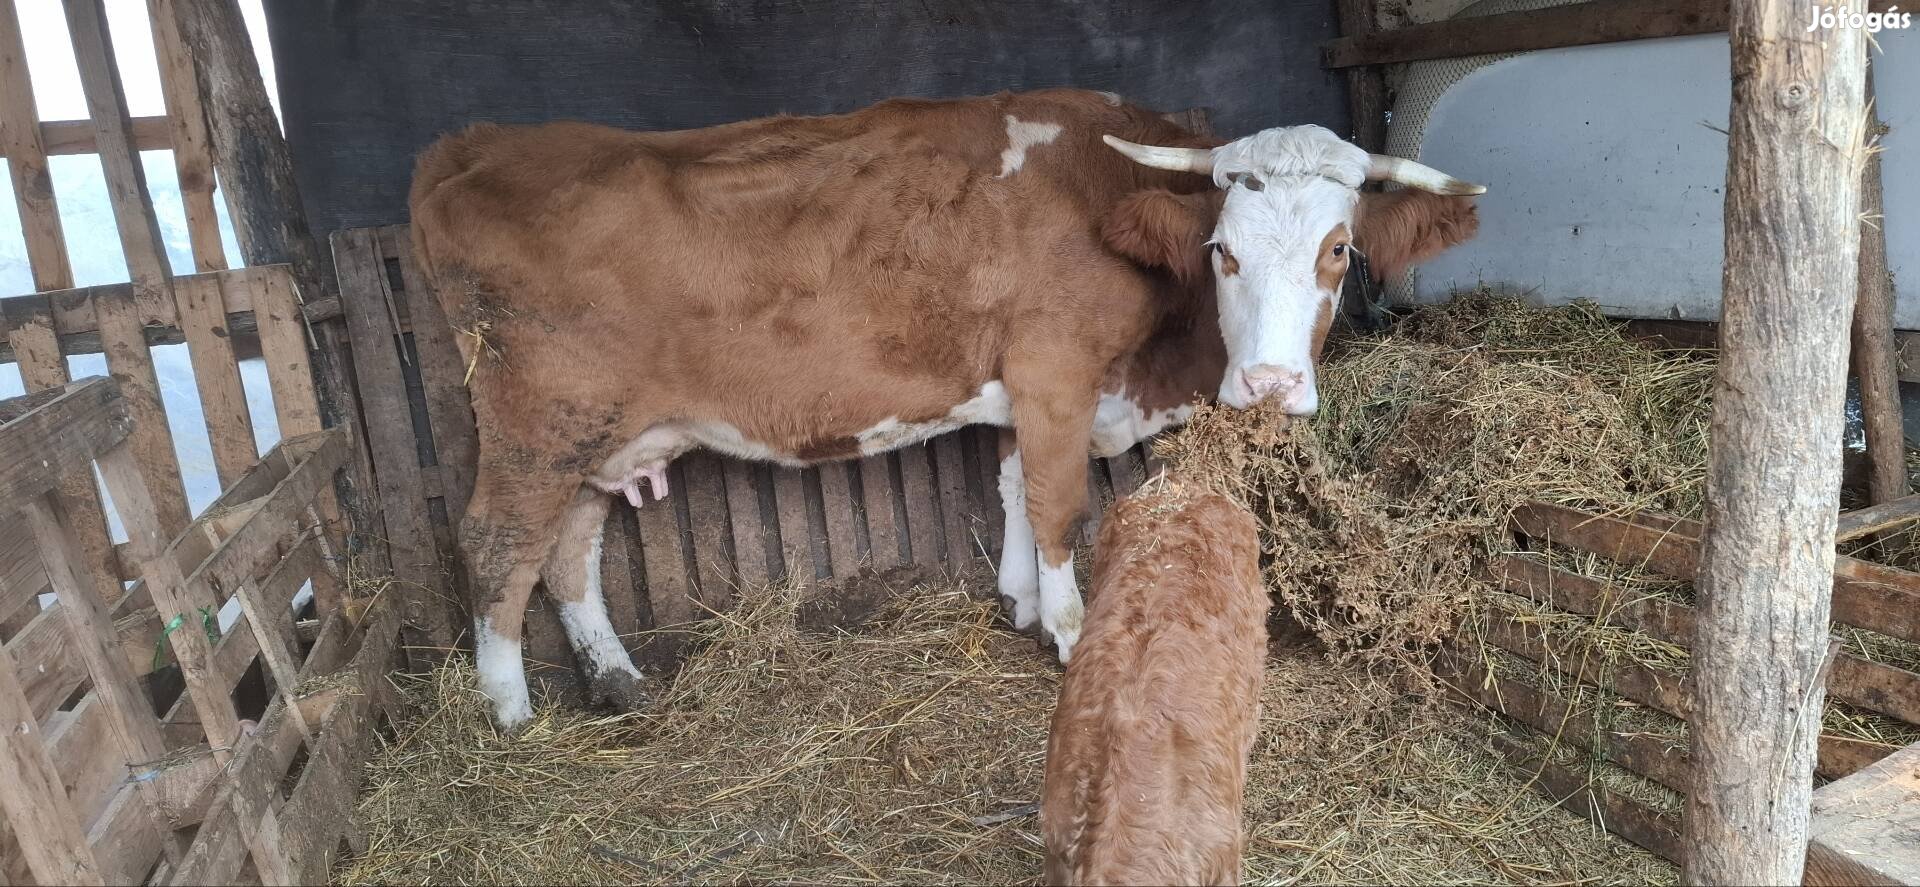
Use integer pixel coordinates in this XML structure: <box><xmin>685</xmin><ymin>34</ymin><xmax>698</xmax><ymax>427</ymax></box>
<box><xmin>0</xmin><ymin>519</ymin><xmax>45</xmax><ymax>625</ymax></box>
<box><xmin>817</xmin><ymin>460</ymin><xmax>862</xmax><ymax>577</ymax></box>
<box><xmin>147</xmin><ymin>0</ymin><xmax>225</xmax><ymax>272</ymax></box>
<box><xmin>0</xmin><ymin>265</ymin><xmax>330</xmax><ymax>345</ymax></box>
<box><xmin>597</xmin><ymin>507</ymin><xmax>643</xmax><ymax>646</ymax></box>
<box><xmin>1478</xmin><ymin>613</ymin><xmax>1691</xmax><ymax>718</ymax></box>
<box><xmin>1807</xmin><ymin>740</ymin><xmax>1920</xmax><ymax>886</ymax></box>
<box><xmin>770</xmin><ymin>467</ymin><xmax>816</xmax><ymax>583</ymax></box>
<box><xmin>721</xmin><ymin>458</ymin><xmax>770</xmax><ymax>587</ymax></box>
<box><xmin>62</xmin><ymin>0</ymin><xmax>195</xmax><ymax>535</ymax></box>
<box><xmin>12</xmin><ymin>607</ymin><xmax>88</xmax><ymax>721</ymax></box>
<box><xmin>334</xmin><ymin>228</ymin><xmax>451</xmax><ymax>645</ymax></box>
<box><xmin>682</xmin><ymin>452</ymin><xmax>735</xmax><ymax>610</ymax></box>
<box><xmin>634</xmin><ymin>495</ymin><xmax>694</xmax><ymax>628</ymax></box>
<box><xmin>17</xmin><ymin>115</ymin><xmax>172</xmax><ymax>157</ymax></box>
<box><xmin>0</xmin><ymin>639</ymin><xmax>104</xmax><ymax>885</ymax></box>
<box><xmin>1837</xmin><ymin>494</ymin><xmax>1920</xmax><ymax>543</ymax></box>
<box><xmin>0</xmin><ymin>377</ymin><xmax>129</xmax><ymax>511</ymax></box>
<box><xmin>1485</xmin><ymin>730</ymin><xmax>1684</xmax><ymax>864</ymax></box>
<box><xmin>1320</xmin><ymin>0</ymin><xmax>1899</xmax><ymax>69</ymax></box>
<box><xmin>897</xmin><ymin>444</ymin><xmax>941</xmax><ymax>566</ymax></box>
<box><xmin>857</xmin><ymin>455</ymin><xmax>903</xmax><ymax>570</ymax></box>
<box><xmin>970</xmin><ymin>427</ymin><xmax>1003</xmax><ymax>559</ymax></box>
<box><xmin>384</xmin><ymin>226</ymin><xmax>476</xmax><ymax>523</ymax></box>
<box><xmin>1851</xmin><ymin>70</ymin><xmax>1907</xmax><ymax>515</ymax></box>
<box><xmin>172</xmin><ymin>273</ymin><xmax>259</xmax><ymax>487</ymax></box>
<box><xmin>1444</xmin><ymin>652</ymin><xmax>1690</xmax><ymax>791</ymax></box>
<box><xmin>932</xmin><ymin>434</ymin><xmax>974</xmax><ymax>567</ymax></box>
<box><xmin>0</xmin><ymin>0</ymin><xmax>73</xmax><ymax>291</ymax></box>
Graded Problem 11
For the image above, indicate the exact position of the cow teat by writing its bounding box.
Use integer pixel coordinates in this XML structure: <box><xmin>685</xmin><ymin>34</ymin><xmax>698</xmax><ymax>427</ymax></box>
<box><xmin>1103</xmin><ymin>125</ymin><xmax>1484</xmax><ymax>415</ymax></box>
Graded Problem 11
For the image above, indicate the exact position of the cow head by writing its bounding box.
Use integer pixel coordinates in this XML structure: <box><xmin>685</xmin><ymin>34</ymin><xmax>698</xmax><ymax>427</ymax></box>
<box><xmin>1100</xmin><ymin>125</ymin><xmax>1484</xmax><ymax>414</ymax></box>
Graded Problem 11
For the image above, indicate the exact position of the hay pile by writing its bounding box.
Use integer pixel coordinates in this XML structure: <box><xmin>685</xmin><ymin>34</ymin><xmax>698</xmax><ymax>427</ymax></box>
<box><xmin>1160</xmin><ymin>292</ymin><xmax>1715</xmax><ymax>678</ymax></box>
<box><xmin>336</xmin><ymin>575</ymin><xmax>1672</xmax><ymax>886</ymax></box>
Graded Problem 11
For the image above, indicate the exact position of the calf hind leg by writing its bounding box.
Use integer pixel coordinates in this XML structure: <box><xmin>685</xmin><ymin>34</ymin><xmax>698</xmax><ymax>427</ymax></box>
<box><xmin>996</xmin><ymin>428</ymin><xmax>1041</xmax><ymax>631</ymax></box>
<box><xmin>464</xmin><ymin>463</ymin><xmax>581</xmax><ymax>731</ymax></box>
<box><xmin>541</xmin><ymin>486</ymin><xmax>653</xmax><ymax>711</ymax></box>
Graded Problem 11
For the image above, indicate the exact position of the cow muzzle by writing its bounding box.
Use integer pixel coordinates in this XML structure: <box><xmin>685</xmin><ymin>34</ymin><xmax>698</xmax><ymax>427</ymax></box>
<box><xmin>1223</xmin><ymin>365</ymin><xmax>1319</xmax><ymax>415</ymax></box>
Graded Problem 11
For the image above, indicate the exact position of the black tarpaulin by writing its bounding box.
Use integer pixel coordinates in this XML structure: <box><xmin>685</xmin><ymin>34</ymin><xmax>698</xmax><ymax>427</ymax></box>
<box><xmin>262</xmin><ymin>0</ymin><xmax>1347</xmax><ymax>236</ymax></box>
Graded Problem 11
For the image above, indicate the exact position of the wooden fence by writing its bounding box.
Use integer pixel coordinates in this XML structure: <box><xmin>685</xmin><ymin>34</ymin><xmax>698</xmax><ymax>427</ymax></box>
<box><xmin>1447</xmin><ymin>500</ymin><xmax>1920</xmax><ymax>870</ymax></box>
<box><xmin>332</xmin><ymin>223</ymin><xmax>1162</xmax><ymax>675</ymax></box>
<box><xmin>1</xmin><ymin>377</ymin><xmax>400</xmax><ymax>886</ymax></box>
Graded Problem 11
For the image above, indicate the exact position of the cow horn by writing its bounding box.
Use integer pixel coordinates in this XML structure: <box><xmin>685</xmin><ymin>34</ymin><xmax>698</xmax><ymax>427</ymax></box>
<box><xmin>1102</xmin><ymin>135</ymin><xmax>1215</xmax><ymax>175</ymax></box>
<box><xmin>1366</xmin><ymin>154</ymin><xmax>1487</xmax><ymax>196</ymax></box>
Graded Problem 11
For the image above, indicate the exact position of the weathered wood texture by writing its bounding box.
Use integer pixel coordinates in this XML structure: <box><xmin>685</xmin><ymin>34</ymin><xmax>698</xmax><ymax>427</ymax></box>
<box><xmin>335</xmin><ymin>223</ymin><xmax>1163</xmax><ymax>677</ymax></box>
<box><xmin>1851</xmin><ymin>69</ymin><xmax>1905</xmax><ymax>512</ymax></box>
<box><xmin>1805</xmin><ymin>739</ymin><xmax>1920</xmax><ymax>887</ymax></box>
<box><xmin>1320</xmin><ymin>0</ymin><xmax>1899</xmax><ymax>68</ymax></box>
<box><xmin>0</xmin><ymin>379</ymin><xmax>398</xmax><ymax>887</ymax></box>
<box><xmin>1687</xmin><ymin>0</ymin><xmax>1867</xmax><ymax>879</ymax></box>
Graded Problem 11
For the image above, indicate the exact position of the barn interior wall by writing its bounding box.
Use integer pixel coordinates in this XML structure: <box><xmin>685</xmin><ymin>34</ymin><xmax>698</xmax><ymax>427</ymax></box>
<box><xmin>261</xmin><ymin>0</ymin><xmax>1348</xmax><ymax>237</ymax></box>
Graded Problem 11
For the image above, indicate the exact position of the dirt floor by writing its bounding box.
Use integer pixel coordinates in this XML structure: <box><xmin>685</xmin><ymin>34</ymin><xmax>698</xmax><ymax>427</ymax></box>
<box><xmin>333</xmin><ymin>571</ymin><xmax>1674</xmax><ymax>886</ymax></box>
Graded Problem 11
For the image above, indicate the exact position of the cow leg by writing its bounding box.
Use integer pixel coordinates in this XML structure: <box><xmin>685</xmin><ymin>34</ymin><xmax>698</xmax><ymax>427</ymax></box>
<box><xmin>995</xmin><ymin>428</ymin><xmax>1040</xmax><ymax>631</ymax></box>
<box><xmin>540</xmin><ymin>486</ymin><xmax>653</xmax><ymax>711</ymax></box>
<box><xmin>1008</xmin><ymin>385</ymin><xmax>1099</xmax><ymax>664</ymax></box>
<box><xmin>463</xmin><ymin>458</ymin><xmax>581</xmax><ymax>732</ymax></box>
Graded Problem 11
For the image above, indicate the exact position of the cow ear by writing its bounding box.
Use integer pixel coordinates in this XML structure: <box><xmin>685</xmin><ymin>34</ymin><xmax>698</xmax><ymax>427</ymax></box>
<box><xmin>1352</xmin><ymin>191</ymin><xmax>1480</xmax><ymax>283</ymax></box>
<box><xmin>1102</xmin><ymin>189</ymin><xmax>1216</xmax><ymax>285</ymax></box>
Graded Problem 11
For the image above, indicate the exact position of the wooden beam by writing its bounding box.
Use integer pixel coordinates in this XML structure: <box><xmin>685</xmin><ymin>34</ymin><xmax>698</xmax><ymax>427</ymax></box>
<box><xmin>1683</xmin><ymin>0</ymin><xmax>1867</xmax><ymax>877</ymax></box>
<box><xmin>147</xmin><ymin>0</ymin><xmax>226</xmax><ymax>272</ymax></box>
<box><xmin>1837</xmin><ymin>494</ymin><xmax>1920</xmax><ymax>543</ymax></box>
<box><xmin>0</xmin><ymin>378</ymin><xmax>129</xmax><ymax>507</ymax></box>
<box><xmin>1851</xmin><ymin>68</ymin><xmax>1906</xmax><ymax>512</ymax></box>
<box><xmin>22</xmin><ymin>116</ymin><xmax>172</xmax><ymax>157</ymax></box>
<box><xmin>1320</xmin><ymin>0</ymin><xmax>1897</xmax><ymax>69</ymax></box>
<box><xmin>1806</xmin><ymin>740</ymin><xmax>1920</xmax><ymax>886</ymax></box>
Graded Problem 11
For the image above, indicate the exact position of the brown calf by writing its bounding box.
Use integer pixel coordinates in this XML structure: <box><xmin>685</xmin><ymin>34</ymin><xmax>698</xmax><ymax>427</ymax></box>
<box><xmin>1042</xmin><ymin>478</ymin><xmax>1268</xmax><ymax>886</ymax></box>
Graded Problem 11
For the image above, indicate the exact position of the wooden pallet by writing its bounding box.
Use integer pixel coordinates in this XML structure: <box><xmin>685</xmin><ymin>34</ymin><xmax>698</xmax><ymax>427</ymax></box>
<box><xmin>0</xmin><ymin>378</ymin><xmax>401</xmax><ymax>886</ymax></box>
<box><xmin>1447</xmin><ymin>499</ymin><xmax>1920</xmax><ymax>870</ymax></box>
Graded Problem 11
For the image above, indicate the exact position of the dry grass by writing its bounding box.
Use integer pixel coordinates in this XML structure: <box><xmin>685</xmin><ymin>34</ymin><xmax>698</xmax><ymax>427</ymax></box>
<box><xmin>336</xmin><ymin>577</ymin><xmax>1675</xmax><ymax>886</ymax></box>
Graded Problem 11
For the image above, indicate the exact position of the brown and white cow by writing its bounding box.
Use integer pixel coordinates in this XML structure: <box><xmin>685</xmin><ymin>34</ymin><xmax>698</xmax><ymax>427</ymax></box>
<box><xmin>409</xmin><ymin>88</ymin><xmax>1482</xmax><ymax>729</ymax></box>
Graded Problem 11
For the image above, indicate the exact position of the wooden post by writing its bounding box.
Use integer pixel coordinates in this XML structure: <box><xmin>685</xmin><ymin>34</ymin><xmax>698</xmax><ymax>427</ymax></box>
<box><xmin>1851</xmin><ymin>67</ymin><xmax>1905</xmax><ymax>509</ymax></box>
<box><xmin>1684</xmin><ymin>0</ymin><xmax>1868</xmax><ymax>879</ymax></box>
<box><xmin>1334</xmin><ymin>0</ymin><xmax>1388</xmax><ymax>154</ymax></box>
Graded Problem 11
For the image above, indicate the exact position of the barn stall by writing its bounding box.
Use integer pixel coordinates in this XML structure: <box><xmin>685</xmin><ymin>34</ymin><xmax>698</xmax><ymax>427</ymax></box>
<box><xmin>0</xmin><ymin>0</ymin><xmax>1915</xmax><ymax>885</ymax></box>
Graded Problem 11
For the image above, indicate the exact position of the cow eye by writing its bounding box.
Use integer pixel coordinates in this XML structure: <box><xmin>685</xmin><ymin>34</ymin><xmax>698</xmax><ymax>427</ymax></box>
<box><xmin>1332</xmin><ymin>243</ymin><xmax>1347</xmax><ymax>257</ymax></box>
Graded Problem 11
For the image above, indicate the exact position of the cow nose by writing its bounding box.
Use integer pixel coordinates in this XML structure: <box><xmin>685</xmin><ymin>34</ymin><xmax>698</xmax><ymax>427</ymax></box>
<box><xmin>1244</xmin><ymin>365</ymin><xmax>1317</xmax><ymax>415</ymax></box>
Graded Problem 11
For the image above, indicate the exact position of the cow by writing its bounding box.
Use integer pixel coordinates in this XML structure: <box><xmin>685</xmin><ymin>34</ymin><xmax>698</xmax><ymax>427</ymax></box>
<box><xmin>408</xmin><ymin>87</ymin><xmax>1484</xmax><ymax>729</ymax></box>
<box><xmin>1041</xmin><ymin>478</ymin><xmax>1268</xmax><ymax>886</ymax></box>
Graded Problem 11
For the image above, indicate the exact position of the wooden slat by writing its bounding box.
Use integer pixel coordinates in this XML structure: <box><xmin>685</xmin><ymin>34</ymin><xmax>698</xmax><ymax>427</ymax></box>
<box><xmin>383</xmin><ymin>226</ymin><xmax>477</xmax><ymax>523</ymax></box>
<box><xmin>0</xmin><ymin>519</ymin><xmax>45</xmax><ymax>625</ymax></box>
<box><xmin>0</xmin><ymin>638</ymin><xmax>104</xmax><ymax>885</ymax></box>
<box><xmin>682</xmin><ymin>452</ymin><xmax>734</xmax><ymax>609</ymax></box>
<box><xmin>598</xmin><ymin>508</ymin><xmax>643</xmax><ymax>646</ymax></box>
<box><xmin>771</xmin><ymin>467</ymin><xmax>817</xmax><ymax>583</ymax></box>
<box><xmin>0</xmin><ymin>0</ymin><xmax>73</xmax><ymax>291</ymax></box>
<box><xmin>1477</xmin><ymin>613</ymin><xmax>1690</xmax><ymax>718</ymax></box>
<box><xmin>1512</xmin><ymin>503</ymin><xmax>1920</xmax><ymax>645</ymax></box>
<box><xmin>857</xmin><ymin>455</ymin><xmax>902</xmax><ymax>570</ymax></box>
<box><xmin>1485</xmin><ymin>730</ymin><xmax>1684</xmax><ymax>864</ymax></box>
<box><xmin>898</xmin><ymin>444</ymin><xmax>941</xmax><ymax>565</ymax></box>
<box><xmin>635</xmin><ymin>496</ymin><xmax>694</xmax><ymax>627</ymax></box>
<box><xmin>12</xmin><ymin>606</ymin><xmax>88</xmax><ymax>721</ymax></box>
<box><xmin>721</xmin><ymin>459</ymin><xmax>770</xmax><ymax>586</ymax></box>
<box><xmin>62</xmin><ymin>0</ymin><xmax>194</xmax><ymax>535</ymax></box>
<box><xmin>19</xmin><ymin>115</ymin><xmax>171</xmax><ymax>157</ymax></box>
<box><xmin>173</xmin><ymin>273</ymin><xmax>259</xmax><ymax>487</ymax></box>
<box><xmin>817</xmin><ymin>461</ymin><xmax>862</xmax><ymax>576</ymax></box>
<box><xmin>932</xmin><ymin>435</ymin><xmax>974</xmax><ymax>567</ymax></box>
<box><xmin>334</xmin><ymin>228</ymin><xmax>451</xmax><ymax>645</ymax></box>
<box><xmin>970</xmin><ymin>427</ymin><xmax>1003</xmax><ymax>559</ymax></box>
<box><xmin>147</xmin><ymin>0</ymin><xmax>224</xmax><ymax>272</ymax></box>
<box><xmin>0</xmin><ymin>377</ymin><xmax>129</xmax><ymax>508</ymax></box>
<box><xmin>1837</xmin><ymin>494</ymin><xmax>1920</xmax><ymax>543</ymax></box>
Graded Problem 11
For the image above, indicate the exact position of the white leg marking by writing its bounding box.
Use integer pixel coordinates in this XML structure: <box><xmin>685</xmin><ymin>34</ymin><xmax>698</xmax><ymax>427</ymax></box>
<box><xmin>558</xmin><ymin>522</ymin><xmax>643</xmax><ymax>682</ymax></box>
<box><xmin>475</xmin><ymin>617</ymin><xmax>533</xmax><ymax>730</ymax></box>
<box><xmin>996</xmin><ymin>451</ymin><xmax>1039</xmax><ymax>630</ymax></box>
<box><xmin>997</xmin><ymin>115</ymin><xmax>1064</xmax><ymax>178</ymax></box>
<box><xmin>1039</xmin><ymin>557</ymin><xmax>1084</xmax><ymax>664</ymax></box>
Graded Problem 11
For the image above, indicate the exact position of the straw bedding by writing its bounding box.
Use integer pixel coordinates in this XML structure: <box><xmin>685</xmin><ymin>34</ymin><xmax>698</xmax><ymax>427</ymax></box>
<box><xmin>335</xmin><ymin>293</ymin><xmax>1915</xmax><ymax>885</ymax></box>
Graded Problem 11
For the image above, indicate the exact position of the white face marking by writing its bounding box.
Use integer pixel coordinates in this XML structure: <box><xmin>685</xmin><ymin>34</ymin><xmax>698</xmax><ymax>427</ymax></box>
<box><xmin>1038</xmin><ymin>557</ymin><xmax>1083</xmax><ymax>664</ymax></box>
<box><xmin>998</xmin><ymin>115</ymin><xmax>1063</xmax><ymax>178</ymax></box>
<box><xmin>1090</xmin><ymin>391</ymin><xmax>1197</xmax><ymax>457</ymax></box>
<box><xmin>997</xmin><ymin>451</ymin><xmax>1039</xmax><ymax>630</ymax></box>
<box><xmin>1096</xmin><ymin>90</ymin><xmax>1123</xmax><ymax>107</ymax></box>
<box><xmin>854</xmin><ymin>381</ymin><xmax>1013</xmax><ymax>456</ymax></box>
<box><xmin>557</xmin><ymin>522</ymin><xmax>644</xmax><ymax>682</ymax></box>
<box><xmin>475</xmin><ymin>617</ymin><xmax>533</xmax><ymax>730</ymax></box>
<box><xmin>1204</xmin><ymin>125</ymin><xmax>1368</xmax><ymax>414</ymax></box>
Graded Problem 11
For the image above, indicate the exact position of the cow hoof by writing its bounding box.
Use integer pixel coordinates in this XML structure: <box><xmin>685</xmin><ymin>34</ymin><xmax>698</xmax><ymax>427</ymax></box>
<box><xmin>1000</xmin><ymin>594</ymin><xmax>1041</xmax><ymax>634</ymax></box>
<box><xmin>587</xmin><ymin>667</ymin><xmax>656</xmax><ymax>713</ymax></box>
